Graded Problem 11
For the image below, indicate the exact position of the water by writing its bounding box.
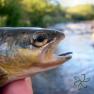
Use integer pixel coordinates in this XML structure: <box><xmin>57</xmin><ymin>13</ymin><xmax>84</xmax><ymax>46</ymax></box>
<box><xmin>32</xmin><ymin>23</ymin><xmax>94</xmax><ymax>94</ymax></box>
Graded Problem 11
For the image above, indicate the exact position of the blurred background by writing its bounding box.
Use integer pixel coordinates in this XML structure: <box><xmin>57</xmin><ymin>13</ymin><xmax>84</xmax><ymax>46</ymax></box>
<box><xmin>0</xmin><ymin>0</ymin><xmax>94</xmax><ymax>27</ymax></box>
<box><xmin>0</xmin><ymin>0</ymin><xmax>94</xmax><ymax>94</ymax></box>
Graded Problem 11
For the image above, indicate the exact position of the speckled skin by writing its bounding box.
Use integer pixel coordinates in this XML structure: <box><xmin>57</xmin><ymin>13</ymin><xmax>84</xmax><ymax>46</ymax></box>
<box><xmin>0</xmin><ymin>27</ymin><xmax>71</xmax><ymax>87</ymax></box>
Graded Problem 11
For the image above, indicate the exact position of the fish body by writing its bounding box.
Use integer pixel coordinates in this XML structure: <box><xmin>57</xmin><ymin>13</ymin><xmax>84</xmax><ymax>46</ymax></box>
<box><xmin>0</xmin><ymin>27</ymin><xmax>72</xmax><ymax>87</ymax></box>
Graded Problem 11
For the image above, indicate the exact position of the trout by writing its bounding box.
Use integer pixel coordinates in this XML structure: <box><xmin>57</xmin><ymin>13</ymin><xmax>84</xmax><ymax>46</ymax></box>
<box><xmin>0</xmin><ymin>27</ymin><xmax>72</xmax><ymax>87</ymax></box>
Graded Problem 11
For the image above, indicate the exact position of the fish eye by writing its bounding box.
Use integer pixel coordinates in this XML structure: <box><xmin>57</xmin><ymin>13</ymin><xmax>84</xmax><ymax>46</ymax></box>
<box><xmin>32</xmin><ymin>32</ymin><xmax>48</xmax><ymax>47</ymax></box>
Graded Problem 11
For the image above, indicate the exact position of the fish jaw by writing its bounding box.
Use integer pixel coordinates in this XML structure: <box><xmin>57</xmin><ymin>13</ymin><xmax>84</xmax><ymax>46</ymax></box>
<box><xmin>32</xmin><ymin>36</ymin><xmax>72</xmax><ymax>69</ymax></box>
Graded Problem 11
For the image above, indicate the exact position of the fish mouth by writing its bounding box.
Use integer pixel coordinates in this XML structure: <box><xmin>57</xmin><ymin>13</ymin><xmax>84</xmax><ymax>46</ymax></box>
<box><xmin>57</xmin><ymin>52</ymin><xmax>72</xmax><ymax>61</ymax></box>
<box><xmin>37</xmin><ymin>38</ymin><xmax>72</xmax><ymax>68</ymax></box>
<box><xmin>58</xmin><ymin>52</ymin><xmax>72</xmax><ymax>56</ymax></box>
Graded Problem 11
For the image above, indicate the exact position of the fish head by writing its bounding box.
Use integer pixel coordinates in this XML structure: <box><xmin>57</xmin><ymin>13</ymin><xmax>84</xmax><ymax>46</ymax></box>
<box><xmin>0</xmin><ymin>27</ymin><xmax>72</xmax><ymax>86</ymax></box>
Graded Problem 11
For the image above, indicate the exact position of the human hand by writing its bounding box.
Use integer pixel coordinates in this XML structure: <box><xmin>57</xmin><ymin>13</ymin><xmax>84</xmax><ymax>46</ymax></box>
<box><xmin>1</xmin><ymin>77</ymin><xmax>33</xmax><ymax>94</ymax></box>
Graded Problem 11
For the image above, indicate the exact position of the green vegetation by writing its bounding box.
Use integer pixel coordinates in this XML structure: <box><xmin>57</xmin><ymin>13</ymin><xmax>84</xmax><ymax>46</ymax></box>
<box><xmin>66</xmin><ymin>4</ymin><xmax>94</xmax><ymax>21</ymax></box>
<box><xmin>0</xmin><ymin>0</ymin><xmax>94</xmax><ymax>27</ymax></box>
<box><xmin>0</xmin><ymin>0</ymin><xmax>66</xmax><ymax>27</ymax></box>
